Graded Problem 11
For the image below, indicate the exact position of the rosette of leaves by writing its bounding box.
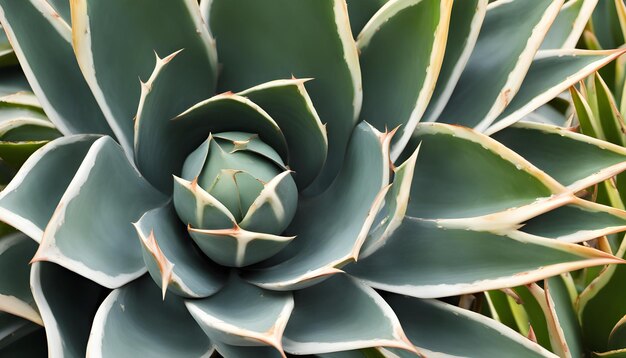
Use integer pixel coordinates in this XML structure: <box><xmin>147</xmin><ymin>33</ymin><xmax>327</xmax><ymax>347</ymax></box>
<box><xmin>1</xmin><ymin>0</ymin><xmax>626</xmax><ymax>357</ymax></box>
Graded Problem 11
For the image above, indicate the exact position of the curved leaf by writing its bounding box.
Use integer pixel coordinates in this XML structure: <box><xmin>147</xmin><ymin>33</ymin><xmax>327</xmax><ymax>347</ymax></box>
<box><xmin>239</xmin><ymin>79</ymin><xmax>328</xmax><ymax>189</ymax></box>
<box><xmin>402</xmin><ymin>123</ymin><xmax>565</xmax><ymax>228</ymax></box>
<box><xmin>347</xmin><ymin>218</ymin><xmax>621</xmax><ymax>298</ymax></box>
<box><xmin>0</xmin><ymin>0</ymin><xmax>113</xmax><ymax>136</ymax></box>
<box><xmin>438</xmin><ymin>0</ymin><xmax>563</xmax><ymax>129</ymax></box>
<box><xmin>30</xmin><ymin>262</ymin><xmax>107</xmax><ymax>357</ymax></box>
<box><xmin>86</xmin><ymin>275</ymin><xmax>213</xmax><ymax>358</ymax></box>
<box><xmin>422</xmin><ymin>0</ymin><xmax>488</xmax><ymax>124</ymax></box>
<box><xmin>134</xmin><ymin>203</ymin><xmax>226</xmax><ymax>299</ymax></box>
<box><xmin>540</xmin><ymin>0</ymin><xmax>598</xmax><ymax>49</ymax></box>
<box><xmin>244</xmin><ymin>122</ymin><xmax>390</xmax><ymax>290</ymax></box>
<box><xmin>71</xmin><ymin>0</ymin><xmax>217</xmax><ymax>156</ymax></box>
<box><xmin>0</xmin><ymin>135</ymin><xmax>99</xmax><ymax>242</ymax></box>
<box><xmin>357</xmin><ymin>0</ymin><xmax>452</xmax><ymax>157</ymax></box>
<box><xmin>205</xmin><ymin>0</ymin><xmax>361</xmax><ymax>192</ymax></box>
<box><xmin>283</xmin><ymin>275</ymin><xmax>415</xmax><ymax>355</ymax></box>
<box><xmin>385</xmin><ymin>294</ymin><xmax>555</xmax><ymax>357</ymax></box>
<box><xmin>487</xmin><ymin>49</ymin><xmax>626</xmax><ymax>134</ymax></box>
<box><xmin>492</xmin><ymin>121</ymin><xmax>626</xmax><ymax>190</ymax></box>
<box><xmin>0</xmin><ymin>233</ymin><xmax>40</xmax><ymax>325</ymax></box>
<box><xmin>345</xmin><ymin>0</ymin><xmax>388</xmax><ymax>37</ymax></box>
<box><xmin>33</xmin><ymin>137</ymin><xmax>166</xmax><ymax>288</ymax></box>
<box><xmin>186</xmin><ymin>274</ymin><xmax>293</xmax><ymax>355</ymax></box>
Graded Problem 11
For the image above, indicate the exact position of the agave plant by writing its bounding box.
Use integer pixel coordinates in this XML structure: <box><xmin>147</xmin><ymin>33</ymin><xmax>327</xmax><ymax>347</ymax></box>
<box><xmin>2</xmin><ymin>0</ymin><xmax>626</xmax><ymax>357</ymax></box>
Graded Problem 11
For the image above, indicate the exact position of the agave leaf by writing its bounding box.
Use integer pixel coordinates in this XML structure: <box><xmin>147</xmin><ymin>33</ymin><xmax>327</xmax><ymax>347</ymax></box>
<box><xmin>593</xmin><ymin>73</ymin><xmax>626</xmax><ymax>147</ymax></box>
<box><xmin>511</xmin><ymin>284</ymin><xmax>556</xmax><ymax>353</ymax></box>
<box><xmin>134</xmin><ymin>203</ymin><xmax>226</xmax><ymax>299</ymax></box>
<box><xmin>579</xmin><ymin>239</ymin><xmax>626</xmax><ymax>352</ymax></box>
<box><xmin>520</xmin><ymin>200</ymin><xmax>626</xmax><ymax>243</ymax></box>
<box><xmin>385</xmin><ymin>294</ymin><xmax>556</xmax><ymax>357</ymax></box>
<box><xmin>86</xmin><ymin>275</ymin><xmax>213</xmax><ymax>358</ymax></box>
<box><xmin>132</xmin><ymin>47</ymin><xmax>218</xmax><ymax>193</ymax></box>
<box><xmin>438</xmin><ymin>0</ymin><xmax>564</xmax><ymax>129</ymax></box>
<box><xmin>32</xmin><ymin>137</ymin><xmax>166</xmax><ymax>288</ymax></box>
<box><xmin>590</xmin><ymin>0</ymin><xmax>623</xmax><ymax>49</ymax></box>
<box><xmin>545</xmin><ymin>276</ymin><xmax>585</xmax><ymax>358</ymax></box>
<box><xmin>173</xmin><ymin>94</ymin><xmax>288</xmax><ymax>164</ymax></box>
<box><xmin>30</xmin><ymin>262</ymin><xmax>107</xmax><ymax>357</ymax></box>
<box><xmin>345</xmin><ymin>0</ymin><xmax>389</xmax><ymax>37</ymax></box>
<box><xmin>609</xmin><ymin>316</ymin><xmax>626</xmax><ymax>351</ymax></box>
<box><xmin>540</xmin><ymin>0</ymin><xmax>598</xmax><ymax>49</ymax></box>
<box><xmin>422</xmin><ymin>0</ymin><xmax>488</xmax><ymax>124</ymax></box>
<box><xmin>0</xmin><ymin>141</ymin><xmax>51</xmax><ymax>171</ymax></box>
<box><xmin>359</xmin><ymin>143</ymin><xmax>418</xmax><ymax>258</ymax></box>
<box><xmin>484</xmin><ymin>290</ymin><xmax>527</xmax><ymax>333</ymax></box>
<box><xmin>0</xmin><ymin>233</ymin><xmax>40</xmax><ymax>325</ymax></box>
<box><xmin>0</xmin><ymin>0</ymin><xmax>112</xmax><ymax>136</ymax></box>
<box><xmin>283</xmin><ymin>275</ymin><xmax>416</xmax><ymax>355</ymax></box>
<box><xmin>70</xmin><ymin>0</ymin><xmax>217</xmax><ymax>157</ymax></box>
<box><xmin>0</xmin><ymin>135</ymin><xmax>99</xmax><ymax>242</ymax></box>
<box><xmin>316</xmin><ymin>349</ymin><xmax>387</xmax><ymax>358</ymax></box>
<box><xmin>212</xmin><ymin>132</ymin><xmax>287</xmax><ymax>170</ymax></box>
<box><xmin>486</xmin><ymin>49</ymin><xmax>626</xmax><ymax>134</ymax></box>
<box><xmin>347</xmin><ymin>218</ymin><xmax>622</xmax><ymax>298</ymax></box>
<box><xmin>244</xmin><ymin>122</ymin><xmax>390</xmax><ymax>290</ymax></box>
<box><xmin>238</xmin><ymin>79</ymin><xmax>328</xmax><ymax>189</ymax></box>
<box><xmin>572</xmin><ymin>85</ymin><xmax>601</xmax><ymax>138</ymax></box>
<box><xmin>173</xmin><ymin>176</ymin><xmax>236</xmax><ymax>230</ymax></box>
<box><xmin>357</xmin><ymin>0</ymin><xmax>452</xmax><ymax>157</ymax></box>
<box><xmin>401</xmin><ymin>122</ymin><xmax>564</xmax><ymax>227</ymax></box>
<box><xmin>492</xmin><ymin>121</ymin><xmax>626</xmax><ymax>190</ymax></box>
<box><xmin>594</xmin><ymin>349</ymin><xmax>626</xmax><ymax>358</ymax></box>
<box><xmin>186</xmin><ymin>274</ymin><xmax>293</xmax><ymax>355</ymax></box>
<box><xmin>205</xmin><ymin>0</ymin><xmax>361</xmax><ymax>193</ymax></box>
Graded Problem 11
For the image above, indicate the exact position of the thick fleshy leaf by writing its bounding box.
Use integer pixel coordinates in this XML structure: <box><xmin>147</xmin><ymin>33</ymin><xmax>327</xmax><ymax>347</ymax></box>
<box><xmin>492</xmin><ymin>121</ymin><xmax>626</xmax><ymax>190</ymax></box>
<box><xmin>86</xmin><ymin>275</ymin><xmax>213</xmax><ymax>358</ymax></box>
<box><xmin>189</xmin><ymin>225</ymin><xmax>295</xmax><ymax>268</ymax></box>
<box><xmin>0</xmin><ymin>233</ymin><xmax>40</xmax><ymax>325</ymax></box>
<box><xmin>486</xmin><ymin>49</ymin><xmax>626</xmax><ymax>134</ymax></box>
<box><xmin>47</xmin><ymin>0</ymin><xmax>71</xmax><ymax>25</ymax></box>
<box><xmin>579</xmin><ymin>242</ymin><xmax>626</xmax><ymax>352</ymax></box>
<box><xmin>590</xmin><ymin>0</ymin><xmax>623</xmax><ymax>49</ymax></box>
<box><xmin>0</xmin><ymin>0</ymin><xmax>113</xmax><ymax>136</ymax></box>
<box><xmin>402</xmin><ymin>123</ymin><xmax>565</xmax><ymax>227</ymax></box>
<box><xmin>385</xmin><ymin>294</ymin><xmax>555</xmax><ymax>357</ymax></box>
<box><xmin>357</xmin><ymin>0</ymin><xmax>451</xmax><ymax>157</ymax></box>
<box><xmin>359</xmin><ymin>144</ymin><xmax>418</xmax><ymax>258</ymax></box>
<box><xmin>134</xmin><ymin>203</ymin><xmax>226</xmax><ymax>299</ymax></box>
<box><xmin>0</xmin><ymin>68</ymin><xmax>29</xmax><ymax>96</ymax></box>
<box><xmin>0</xmin><ymin>135</ymin><xmax>99</xmax><ymax>242</ymax></box>
<box><xmin>244</xmin><ymin>123</ymin><xmax>390</xmax><ymax>290</ymax></box>
<box><xmin>541</xmin><ymin>0</ymin><xmax>598</xmax><ymax>49</ymax></box>
<box><xmin>0</xmin><ymin>25</ymin><xmax>17</xmax><ymax>67</ymax></box>
<box><xmin>421</xmin><ymin>0</ymin><xmax>487</xmax><ymax>124</ymax></box>
<box><xmin>71</xmin><ymin>0</ymin><xmax>217</xmax><ymax>156</ymax></box>
<box><xmin>186</xmin><ymin>274</ymin><xmax>293</xmax><ymax>354</ymax></box>
<box><xmin>282</xmin><ymin>275</ymin><xmax>415</xmax><ymax>355</ymax></box>
<box><xmin>238</xmin><ymin>79</ymin><xmax>328</xmax><ymax>189</ymax></box>
<box><xmin>592</xmin><ymin>72</ymin><xmax>626</xmax><ymax>147</ymax></box>
<box><xmin>173</xmin><ymin>94</ymin><xmax>288</xmax><ymax>166</ymax></box>
<box><xmin>133</xmin><ymin>50</ymin><xmax>216</xmax><ymax>193</ymax></box>
<box><xmin>173</xmin><ymin>176</ymin><xmax>236</xmax><ymax>230</ymax></box>
<box><xmin>521</xmin><ymin>200</ymin><xmax>626</xmax><ymax>243</ymax></box>
<box><xmin>205</xmin><ymin>0</ymin><xmax>361</xmax><ymax>192</ymax></box>
<box><xmin>347</xmin><ymin>218</ymin><xmax>622</xmax><ymax>298</ymax></box>
<box><xmin>33</xmin><ymin>137</ymin><xmax>166</xmax><ymax>288</ymax></box>
<box><xmin>30</xmin><ymin>262</ymin><xmax>107</xmax><ymax>357</ymax></box>
<box><xmin>438</xmin><ymin>0</ymin><xmax>563</xmax><ymax>129</ymax></box>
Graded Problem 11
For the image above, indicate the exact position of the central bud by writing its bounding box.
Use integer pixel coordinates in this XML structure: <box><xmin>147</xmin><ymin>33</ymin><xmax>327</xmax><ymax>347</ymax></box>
<box><xmin>173</xmin><ymin>132</ymin><xmax>298</xmax><ymax>267</ymax></box>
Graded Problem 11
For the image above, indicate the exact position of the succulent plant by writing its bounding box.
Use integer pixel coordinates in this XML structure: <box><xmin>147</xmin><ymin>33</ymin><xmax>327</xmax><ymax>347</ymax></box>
<box><xmin>2</xmin><ymin>0</ymin><xmax>626</xmax><ymax>357</ymax></box>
